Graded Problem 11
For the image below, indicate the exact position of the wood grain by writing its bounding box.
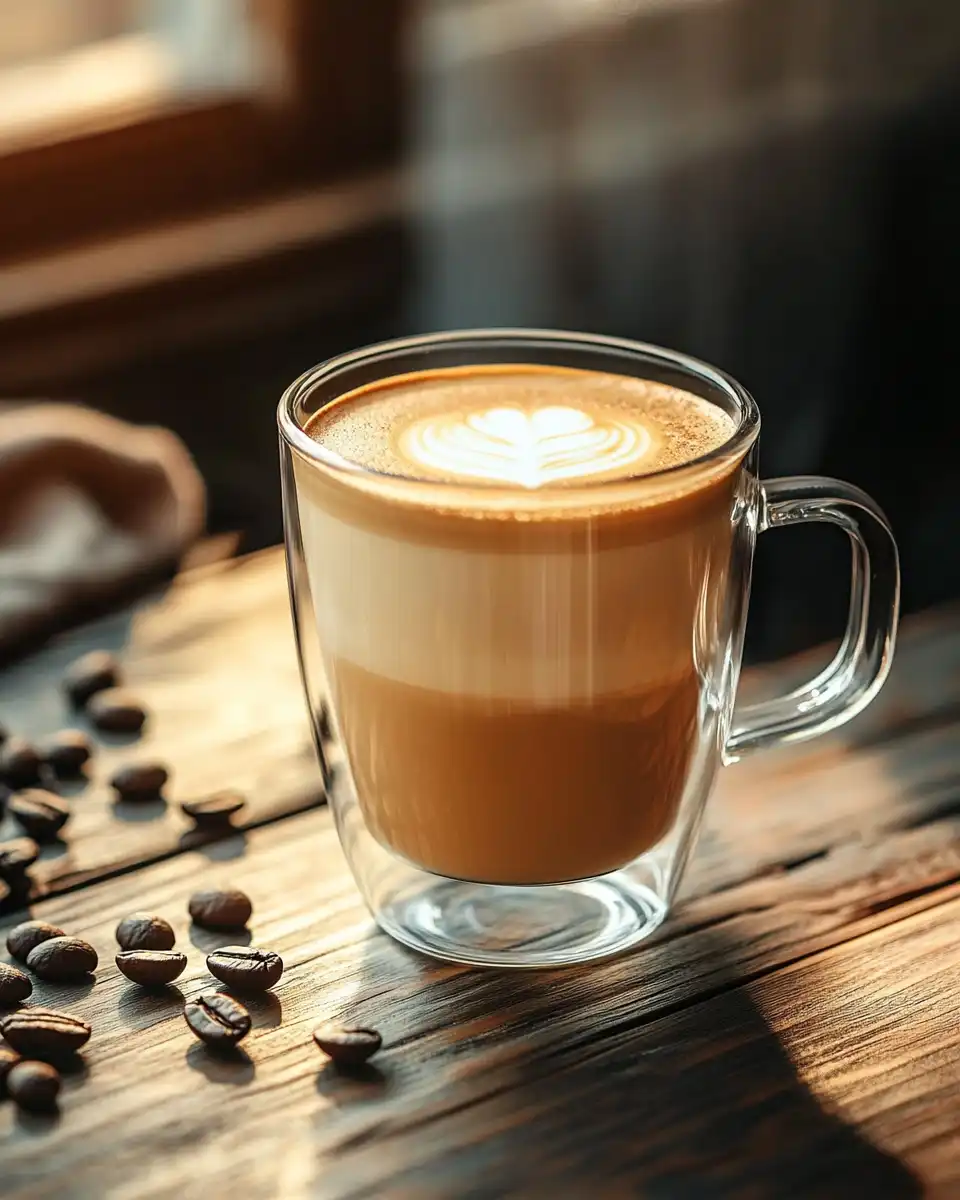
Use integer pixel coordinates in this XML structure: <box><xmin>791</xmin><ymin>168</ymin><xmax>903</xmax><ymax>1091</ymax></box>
<box><xmin>0</xmin><ymin>550</ymin><xmax>332</xmax><ymax>898</ymax></box>
<box><xmin>1</xmin><ymin>783</ymin><xmax>959</xmax><ymax>1198</ymax></box>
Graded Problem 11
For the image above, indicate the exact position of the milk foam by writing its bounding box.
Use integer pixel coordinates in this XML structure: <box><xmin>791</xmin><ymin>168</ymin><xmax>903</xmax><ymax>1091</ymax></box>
<box><xmin>308</xmin><ymin>366</ymin><xmax>734</xmax><ymax>486</ymax></box>
<box><xmin>399</xmin><ymin>404</ymin><xmax>653</xmax><ymax>488</ymax></box>
<box><xmin>297</xmin><ymin>498</ymin><xmax>714</xmax><ymax>701</ymax></box>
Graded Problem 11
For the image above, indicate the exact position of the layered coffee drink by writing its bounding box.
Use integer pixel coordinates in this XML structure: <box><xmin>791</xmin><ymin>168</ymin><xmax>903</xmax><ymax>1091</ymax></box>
<box><xmin>295</xmin><ymin>365</ymin><xmax>740</xmax><ymax>885</ymax></box>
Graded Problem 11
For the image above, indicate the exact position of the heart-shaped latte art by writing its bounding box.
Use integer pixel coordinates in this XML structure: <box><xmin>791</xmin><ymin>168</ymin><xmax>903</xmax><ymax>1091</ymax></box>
<box><xmin>399</xmin><ymin>405</ymin><xmax>652</xmax><ymax>487</ymax></box>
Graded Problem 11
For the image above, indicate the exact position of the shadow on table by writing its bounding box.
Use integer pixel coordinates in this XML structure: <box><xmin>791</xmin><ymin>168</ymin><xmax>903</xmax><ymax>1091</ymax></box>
<box><xmin>337</xmin><ymin>927</ymin><xmax>921</xmax><ymax>1199</ymax></box>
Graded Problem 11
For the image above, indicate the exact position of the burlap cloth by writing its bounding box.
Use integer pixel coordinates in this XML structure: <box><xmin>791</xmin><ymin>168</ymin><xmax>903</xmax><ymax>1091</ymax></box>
<box><xmin>0</xmin><ymin>404</ymin><xmax>205</xmax><ymax>653</ymax></box>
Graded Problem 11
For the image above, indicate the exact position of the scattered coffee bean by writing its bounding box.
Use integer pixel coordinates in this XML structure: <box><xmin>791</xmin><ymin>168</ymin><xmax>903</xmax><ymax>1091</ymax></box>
<box><xmin>26</xmin><ymin>936</ymin><xmax>98</xmax><ymax>983</ymax></box>
<box><xmin>39</xmin><ymin>730</ymin><xmax>93</xmax><ymax>776</ymax></box>
<box><xmin>110</xmin><ymin>762</ymin><xmax>169</xmax><ymax>800</ymax></box>
<box><xmin>6</xmin><ymin>920</ymin><xmax>66</xmax><ymax>963</ymax></box>
<box><xmin>0</xmin><ymin>837</ymin><xmax>39</xmax><ymax>881</ymax></box>
<box><xmin>7</xmin><ymin>1060</ymin><xmax>61</xmax><ymax>1112</ymax></box>
<box><xmin>0</xmin><ymin>737</ymin><xmax>43</xmax><ymax>788</ymax></box>
<box><xmin>87</xmin><ymin>689</ymin><xmax>147</xmax><ymax>734</ymax></box>
<box><xmin>63</xmin><ymin>650</ymin><xmax>121</xmax><ymax>706</ymax></box>
<box><xmin>8</xmin><ymin>790</ymin><xmax>70</xmax><ymax>842</ymax></box>
<box><xmin>115</xmin><ymin>912</ymin><xmax>175</xmax><ymax>952</ymax></box>
<box><xmin>116</xmin><ymin>950</ymin><xmax>187</xmax><ymax>987</ymax></box>
<box><xmin>312</xmin><ymin>1023</ymin><xmax>382</xmax><ymax>1067</ymax></box>
<box><xmin>188</xmin><ymin>888</ymin><xmax>252</xmax><ymax>930</ymax></box>
<box><xmin>184</xmin><ymin>991</ymin><xmax>251</xmax><ymax>1049</ymax></box>
<box><xmin>0</xmin><ymin>1044</ymin><xmax>19</xmax><ymax>1091</ymax></box>
<box><xmin>180</xmin><ymin>791</ymin><xmax>246</xmax><ymax>829</ymax></box>
<box><xmin>0</xmin><ymin>962</ymin><xmax>33</xmax><ymax>1005</ymax></box>
<box><xmin>0</xmin><ymin>1008</ymin><xmax>91</xmax><ymax>1059</ymax></box>
<box><xmin>207</xmin><ymin>946</ymin><xmax>283</xmax><ymax>993</ymax></box>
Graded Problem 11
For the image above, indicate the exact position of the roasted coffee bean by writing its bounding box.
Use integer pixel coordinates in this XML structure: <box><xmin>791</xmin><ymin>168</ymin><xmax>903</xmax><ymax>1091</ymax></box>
<box><xmin>26</xmin><ymin>936</ymin><xmax>98</xmax><ymax>983</ymax></box>
<box><xmin>0</xmin><ymin>737</ymin><xmax>43</xmax><ymax>788</ymax></box>
<box><xmin>0</xmin><ymin>1044</ymin><xmax>19</xmax><ymax>1091</ymax></box>
<box><xmin>206</xmin><ymin>946</ymin><xmax>283</xmax><ymax>993</ymax></box>
<box><xmin>180</xmin><ymin>791</ymin><xmax>246</xmax><ymax>828</ymax></box>
<box><xmin>0</xmin><ymin>837</ymin><xmax>39</xmax><ymax>880</ymax></box>
<box><xmin>0</xmin><ymin>962</ymin><xmax>32</xmax><ymax>1005</ymax></box>
<box><xmin>110</xmin><ymin>762</ymin><xmax>169</xmax><ymax>800</ymax></box>
<box><xmin>63</xmin><ymin>650</ymin><xmax>120</xmax><ymax>706</ymax></box>
<box><xmin>7</xmin><ymin>1060</ymin><xmax>61</xmax><ymax>1112</ymax></box>
<box><xmin>87</xmin><ymin>689</ymin><xmax>147</xmax><ymax>734</ymax></box>
<box><xmin>39</xmin><ymin>730</ymin><xmax>93</xmax><ymax>776</ymax></box>
<box><xmin>184</xmin><ymin>991</ymin><xmax>251</xmax><ymax>1048</ymax></box>
<box><xmin>115</xmin><ymin>912</ymin><xmax>175</xmax><ymax>952</ymax></box>
<box><xmin>0</xmin><ymin>1008</ymin><xmax>91</xmax><ymax>1058</ymax></box>
<box><xmin>188</xmin><ymin>888</ymin><xmax>252</xmax><ymax>930</ymax></box>
<box><xmin>312</xmin><ymin>1023</ymin><xmax>382</xmax><ymax>1067</ymax></box>
<box><xmin>8</xmin><ymin>790</ymin><xmax>70</xmax><ymax>842</ymax></box>
<box><xmin>116</xmin><ymin>950</ymin><xmax>187</xmax><ymax>987</ymax></box>
<box><xmin>7</xmin><ymin>920</ymin><xmax>66</xmax><ymax>963</ymax></box>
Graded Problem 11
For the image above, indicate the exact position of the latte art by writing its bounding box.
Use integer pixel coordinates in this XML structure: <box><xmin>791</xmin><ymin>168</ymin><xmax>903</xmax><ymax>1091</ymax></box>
<box><xmin>398</xmin><ymin>405</ymin><xmax>654</xmax><ymax>487</ymax></box>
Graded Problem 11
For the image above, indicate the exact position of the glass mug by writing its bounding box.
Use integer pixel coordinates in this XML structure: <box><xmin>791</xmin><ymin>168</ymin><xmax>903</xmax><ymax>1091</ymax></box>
<box><xmin>278</xmin><ymin>330</ymin><xmax>899</xmax><ymax>969</ymax></box>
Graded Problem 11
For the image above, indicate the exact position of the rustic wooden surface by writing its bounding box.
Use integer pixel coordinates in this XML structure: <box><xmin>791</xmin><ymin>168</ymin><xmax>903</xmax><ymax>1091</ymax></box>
<box><xmin>0</xmin><ymin>549</ymin><xmax>333</xmax><ymax>898</ymax></box>
<box><xmin>0</xmin><ymin>547</ymin><xmax>958</xmax><ymax>1198</ymax></box>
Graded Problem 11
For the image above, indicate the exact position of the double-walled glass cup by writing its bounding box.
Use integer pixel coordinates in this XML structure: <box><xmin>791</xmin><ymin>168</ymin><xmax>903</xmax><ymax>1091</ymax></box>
<box><xmin>279</xmin><ymin>330</ymin><xmax>899</xmax><ymax>969</ymax></box>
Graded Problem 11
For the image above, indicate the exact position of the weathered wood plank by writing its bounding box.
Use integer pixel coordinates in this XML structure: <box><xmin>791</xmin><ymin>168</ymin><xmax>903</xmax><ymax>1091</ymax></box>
<box><xmin>0</xmin><ymin>543</ymin><xmax>956</xmax><ymax>902</ymax></box>
<box><xmin>2</xmin><ymin>788</ymin><xmax>960</xmax><ymax>1198</ymax></box>
<box><xmin>0</xmin><ymin>550</ymin><xmax>331</xmax><ymax>898</ymax></box>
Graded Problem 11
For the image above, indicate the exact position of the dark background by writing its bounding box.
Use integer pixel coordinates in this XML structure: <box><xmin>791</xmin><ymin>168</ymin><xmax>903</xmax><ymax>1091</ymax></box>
<box><xmin>2</xmin><ymin>0</ymin><xmax>958</xmax><ymax>663</ymax></box>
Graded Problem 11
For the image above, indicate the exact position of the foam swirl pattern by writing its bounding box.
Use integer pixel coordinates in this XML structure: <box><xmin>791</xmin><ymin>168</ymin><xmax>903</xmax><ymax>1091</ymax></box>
<box><xmin>397</xmin><ymin>405</ymin><xmax>653</xmax><ymax>488</ymax></box>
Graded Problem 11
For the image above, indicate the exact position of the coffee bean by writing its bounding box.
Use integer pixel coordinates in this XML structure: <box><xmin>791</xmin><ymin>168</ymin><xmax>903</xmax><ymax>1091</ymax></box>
<box><xmin>312</xmin><ymin>1023</ymin><xmax>382</xmax><ymax>1067</ymax></box>
<box><xmin>7</xmin><ymin>1060</ymin><xmax>61</xmax><ymax>1112</ymax></box>
<box><xmin>116</xmin><ymin>950</ymin><xmax>187</xmax><ymax>987</ymax></box>
<box><xmin>110</xmin><ymin>762</ymin><xmax>169</xmax><ymax>800</ymax></box>
<box><xmin>0</xmin><ymin>737</ymin><xmax>43</xmax><ymax>788</ymax></box>
<box><xmin>0</xmin><ymin>1008</ymin><xmax>91</xmax><ymax>1059</ymax></box>
<box><xmin>188</xmin><ymin>888</ymin><xmax>252</xmax><ymax>931</ymax></box>
<box><xmin>0</xmin><ymin>962</ymin><xmax>32</xmax><ymax>1005</ymax></box>
<box><xmin>184</xmin><ymin>991</ymin><xmax>251</xmax><ymax>1048</ymax></box>
<box><xmin>6</xmin><ymin>920</ymin><xmax>66</xmax><ymax>963</ymax></box>
<box><xmin>180</xmin><ymin>792</ymin><xmax>246</xmax><ymax>828</ymax></box>
<box><xmin>115</xmin><ymin>912</ymin><xmax>175</xmax><ymax>952</ymax></box>
<box><xmin>63</xmin><ymin>650</ymin><xmax>120</xmax><ymax>706</ymax></box>
<box><xmin>39</xmin><ymin>730</ymin><xmax>93</xmax><ymax>776</ymax></box>
<box><xmin>87</xmin><ymin>689</ymin><xmax>147</xmax><ymax>734</ymax></box>
<box><xmin>0</xmin><ymin>1044</ymin><xmax>19</xmax><ymax>1092</ymax></box>
<box><xmin>8</xmin><ymin>790</ymin><xmax>70</xmax><ymax>842</ymax></box>
<box><xmin>207</xmin><ymin>946</ymin><xmax>283</xmax><ymax>993</ymax></box>
<box><xmin>0</xmin><ymin>837</ymin><xmax>39</xmax><ymax>881</ymax></box>
<box><xmin>26</xmin><ymin>936</ymin><xmax>98</xmax><ymax>983</ymax></box>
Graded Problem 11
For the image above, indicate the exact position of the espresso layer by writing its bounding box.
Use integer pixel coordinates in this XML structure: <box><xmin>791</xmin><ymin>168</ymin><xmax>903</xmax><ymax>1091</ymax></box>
<box><xmin>331</xmin><ymin>656</ymin><xmax>701</xmax><ymax>884</ymax></box>
<box><xmin>307</xmin><ymin>365</ymin><xmax>735</xmax><ymax>487</ymax></box>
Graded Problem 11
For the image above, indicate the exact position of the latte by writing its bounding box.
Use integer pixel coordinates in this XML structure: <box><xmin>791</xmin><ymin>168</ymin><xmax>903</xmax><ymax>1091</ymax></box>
<box><xmin>296</xmin><ymin>365</ymin><xmax>741</xmax><ymax>884</ymax></box>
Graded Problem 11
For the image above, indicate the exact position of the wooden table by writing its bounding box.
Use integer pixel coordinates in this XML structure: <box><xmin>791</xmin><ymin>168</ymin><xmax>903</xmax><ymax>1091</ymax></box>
<box><xmin>0</xmin><ymin>547</ymin><xmax>958</xmax><ymax>1199</ymax></box>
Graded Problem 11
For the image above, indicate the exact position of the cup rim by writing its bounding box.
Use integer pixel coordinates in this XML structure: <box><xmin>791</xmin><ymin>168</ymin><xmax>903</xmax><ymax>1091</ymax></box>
<box><xmin>277</xmin><ymin>328</ymin><xmax>760</xmax><ymax>494</ymax></box>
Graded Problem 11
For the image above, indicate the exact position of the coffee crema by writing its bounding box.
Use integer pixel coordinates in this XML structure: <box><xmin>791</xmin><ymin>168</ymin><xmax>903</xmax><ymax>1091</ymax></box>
<box><xmin>307</xmin><ymin>365</ymin><xmax>733</xmax><ymax>487</ymax></box>
<box><xmin>297</xmin><ymin>365</ymin><xmax>744</xmax><ymax>885</ymax></box>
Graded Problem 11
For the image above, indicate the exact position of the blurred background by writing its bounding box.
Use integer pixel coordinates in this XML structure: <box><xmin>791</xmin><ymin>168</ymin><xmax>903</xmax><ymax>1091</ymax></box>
<box><xmin>0</xmin><ymin>0</ymin><xmax>958</xmax><ymax>662</ymax></box>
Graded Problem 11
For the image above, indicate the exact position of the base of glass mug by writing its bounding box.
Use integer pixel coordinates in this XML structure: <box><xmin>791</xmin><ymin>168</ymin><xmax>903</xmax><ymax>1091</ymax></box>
<box><xmin>374</xmin><ymin>872</ymin><xmax>668</xmax><ymax>969</ymax></box>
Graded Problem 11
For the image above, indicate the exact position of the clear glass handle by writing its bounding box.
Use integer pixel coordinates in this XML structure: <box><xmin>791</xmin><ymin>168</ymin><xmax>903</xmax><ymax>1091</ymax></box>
<box><xmin>725</xmin><ymin>476</ymin><xmax>900</xmax><ymax>761</ymax></box>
